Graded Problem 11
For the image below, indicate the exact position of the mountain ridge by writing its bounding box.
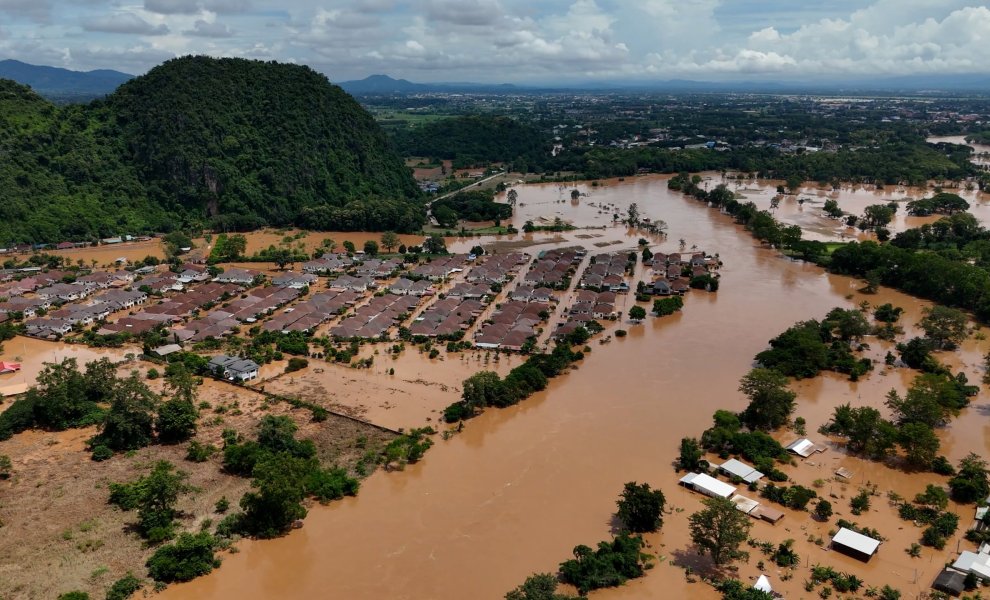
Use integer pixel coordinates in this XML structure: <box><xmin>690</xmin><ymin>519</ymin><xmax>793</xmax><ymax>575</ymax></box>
<box><xmin>0</xmin><ymin>59</ymin><xmax>132</xmax><ymax>100</ymax></box>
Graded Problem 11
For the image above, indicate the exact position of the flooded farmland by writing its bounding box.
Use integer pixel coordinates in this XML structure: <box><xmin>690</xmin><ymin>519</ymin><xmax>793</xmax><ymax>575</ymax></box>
<box><xmin>157</xmin><ymin>176</ymin><xmax>990</xmax><ymax>599</ymax></box>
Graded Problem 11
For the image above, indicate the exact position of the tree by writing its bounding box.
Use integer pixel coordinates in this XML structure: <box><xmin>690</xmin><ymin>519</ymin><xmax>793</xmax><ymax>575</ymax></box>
<box><xmin>949</xmin><ymin>453</ymin><xmax>990</xmax><ymax>503</ymax></box>
<box><xmin>137</xmin><ymin>461</ymin><xmax>189</xmax><ymax>542</ymax></box>
<box><xmin>689</xmin><ymin>496</ymin><xmax>752</xmax><ymax>565</ymax></box>
<box><xmin>508</xmin><ymin>189</ymin><xmax>519</xmax><ymax>205</ymax></box>
<box><xmin>461</xmin><ymin>371</ymin><xmax>506</xmax><ymax>413</ymax></box>
<box><xmin>558</xmin><ymin>533</ymin><xmax>646</xmax><ymax>594</ymax></box>
<box><xmin>156</xmin><ymin>398</ymin><xmax>198</xmax><ymax>444</ymax></box>
<box><xmin>814</xmin><ymin>499</ymin><xmax>833</xmax><ymax>521</ymax></box>
<box><xmin>914</xmin><ymin>484</ymin><xmax>949</xmax><ymax>510</ymax></box>
<box><xmin>919</xmin><ymin>305</ymin><xmax>968</xmax><ymax>350</ymax></box>
<box><xmin>626</xmin><ymin>202</ymin><xmax>640</xmax><ymax>225</ymax></box>
<box><xmin>616</xmin><ymin>482</ymin><xmax>665</xmax><ymax>533</ymax></box>
<box><xmin>505</xmin><ymin>573</ymin><xmax>579</xmax><ymax>600</ymax></box>
<box><xmin>629</xmin><ymin>305</ymin><xmax>647</xmax><ymax>322</ymax></box>
<box><xmin>862</xmin><ymin>204</ymin><xmax>895</xmax><ymax>228</ymax></box>
<box><xmin>105</xmin><ymin>574</ymin><xmax>142</xmax><ymax>600</ymax></box>
<box><xmin>96</xmin><ymin>375</ymin><xmax>158</xmax><ymax>452</ymax></box>
<box><xmin>738</xmin><ymin>368</ymin><xmax>796</xmax><ymax>431</ymax></box>
<box><xmin>898</xmin><ymin>422</ymin><xmax>940</xmax><ymax>469</ymax></box>
<box><xmin>423</xmin><ymin>234</ymin><xmax>448</xmax><ymax>255</ymax></box>
<box><xmin>239</xmin><ymin>453</ymin><xmax>311</xmax><ymax>538</ymax></box>
<box><xmin>678</xmin><ymin>437</ymin><xmax>702</xmax><ymax>471</ymax></box>
<box><xmin>380</xmin><ymin>231</ymin><xmax>399</xmax><ymax>253</ymax></box>
<box><xmin>823</xmin><ymin>307</ymin><xmax>870</xmax><ymax>342</ymax></box>
<box><xmin>342</xmin><ymin>240</ymin><xmax>356</xmax><ymax>253</ymax></box>
<box><xmin>874</xmin><ymin>303</ymin><xmax>904</xmax><ymax>323</ymax></box>
<box><xmin>363</xmin><ymin>240</ymin><xmax>379</xmax><ymax>256</ymax></box>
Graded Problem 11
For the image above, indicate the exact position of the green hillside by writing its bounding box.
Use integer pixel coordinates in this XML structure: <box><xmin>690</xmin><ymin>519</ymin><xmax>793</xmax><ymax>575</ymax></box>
<box><xmin>0</xmin><ymin>57</ymin><xmax>422</xmax><ymax>245</ymax></box>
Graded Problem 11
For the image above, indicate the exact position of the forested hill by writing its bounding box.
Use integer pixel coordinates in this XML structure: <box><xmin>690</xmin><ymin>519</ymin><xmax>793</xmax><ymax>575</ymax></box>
<box><xmin>0</xmin><ymin>57</ymin><xmax>423</xmax><ymax>245</ymax></box>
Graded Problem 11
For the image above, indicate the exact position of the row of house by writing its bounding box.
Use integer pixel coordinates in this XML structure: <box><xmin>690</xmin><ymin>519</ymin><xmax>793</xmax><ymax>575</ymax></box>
<box><xmin>408</xmin><ymin>297</ymin><xmax>485</xmax><ymax>338</ymax></box>
<box><xmin>388</xmin><ymin>278</ymin><xmax>434</xmax><ymax>296</ymax></box>
<box><xmin>264</xmin><ymin>290</ymin><xmax>361</xmax><ymax>333</ymax></box>
<box><xmin>330</xmin><ymin>293</ymin><xmax>421</xmax><ymax>339</ymax></box>
<box><xmin>580</xmin><ymin>253</ymin><xmax>630</xmax><ymax>292</ymax></box>
<box><xmin>523</xmin><ymin>249</ymin><xmax>582</xmax><ymax>289</ymax></box>
<box><xmin>410</xmin><ymin>255</ymin><xmax>467</xmax><ymax>281</ymax></box>
<box><xmin>474</xmin><ymin>301</ymin><xmax>549</xmax><ymax>350</ymax></box>
<box><xmin>464</xmin><ymin>253</ymin><xmax>530</xmax><ymax>285</ymax></box>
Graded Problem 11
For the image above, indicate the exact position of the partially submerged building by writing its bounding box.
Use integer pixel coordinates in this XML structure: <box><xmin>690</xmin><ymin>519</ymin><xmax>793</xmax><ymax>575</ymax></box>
<box><xmin>831</xmin><ymin>527</ymin><xmax>881</xmax><ymax>561</ymax></box>
<box><xmin>679</xmin><ymin>472</ymin><xmax>736</xmax><ymax>499</ymax></box>
<box><xmin>719</xmin><ymin>459</ymin><xmax>765</xmax><ymax>484</ymax></box>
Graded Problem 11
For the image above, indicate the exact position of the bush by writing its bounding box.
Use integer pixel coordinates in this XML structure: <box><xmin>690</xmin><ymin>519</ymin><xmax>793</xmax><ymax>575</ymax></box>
<box><xmin>615</xmin><ymin>329</ymin><xmax>627</xmax><ymax>337</ymax></box>
<box><xmin>146</xmin><ymin>532</ymin><xmax>219</xmax><ymax>582</ymax></box>
<box><xmin>442</xmin><ymin>401</ymin><xmax>471</xmax><ymax>423</ymax></box>
<box><xmin>186</xmin><ymin>441</ymin><xmax>217</xmax><ymax>463</ymax></box>
<box><xmin>559</xmin><ymin>533</ymin><xmax>647</xmax><ymax>595</ymax></box>
<box><xmin>0</xmin><ymin>454</ymin><xmax>12</xmax><ymax>478</ymax></box>
<box><xmin>285</xmin><ymin>357</ymin><xmax>309</xmax><ymax>373</ymax></box>
<box><xmin>105</xmin><ymin>574</ymin><xmax>142</xmax><ymax>600</ymax></box>
<box><xmin>215</xmin><ymin>496</ymin><xmax>230</xmax><ymax>513</ymax></box>
<box><xmin>91</xmin><ymin>445</ymin><xmax>113</xmax><ymax>462</ymax></box>
<box><xmin>57</xmin><ymin>592</ymin><xmax>90</xmax><ymax>600</ymax></box>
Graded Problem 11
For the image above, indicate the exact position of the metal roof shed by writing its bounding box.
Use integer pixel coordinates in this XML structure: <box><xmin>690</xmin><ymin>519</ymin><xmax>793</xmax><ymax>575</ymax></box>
<box><xmin>831</xmin><ymin>527</ymin><xmax>881</xmax><ymax>560</ymax></box>
<box><xmin>786</xmin><ymin>437</ymin><xmax>819</xmax><ymax>457</ymax></box>
<box><xmin>679</xmin><ymin>472</ymin><xmax>737</xmax><ymax>499</ymax></box>
<box><xmin>719</xmin><ymin>458</ymin><xmax>765</xmax><ymax>483</ymax></box>
<box><xmin>953</xmin><ymin>551</ymin><xmax>990</xmax><ymax>580</ymax></box>
<box><xmin>932</xmin><ymin>569</ymin><xmax>966</xmax><ymax>596</ymax></box>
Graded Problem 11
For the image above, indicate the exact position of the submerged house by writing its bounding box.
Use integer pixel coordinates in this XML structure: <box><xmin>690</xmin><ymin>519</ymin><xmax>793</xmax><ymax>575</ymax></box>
<box><xmin>208</xmin><ymin>355</ymin><xmax>260</xmax><ymax>382</ymax></box>
<box><xmin>719</xmin><ymin>459</ymin><xmax>764</xmax><ymax>484</ymax></box>
<box><xmin>831</xmin><ymin>527</ymin><xmax>881</xmax><ymax>561</ymax></box>
<box><xmin>679</xmin><ymin>472</ymin><xmax>736</xmax><ymax>499</ymax></box>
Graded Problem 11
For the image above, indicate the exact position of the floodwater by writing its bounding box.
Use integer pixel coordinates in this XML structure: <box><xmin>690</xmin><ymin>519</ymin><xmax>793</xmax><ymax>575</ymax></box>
<box><xmin>160</xmin><ymin>176</ymin><xmax>990</xmax><ymax>600</ymax></box>
<box><xmin>0</xmin><ymin>336</ymin><xmax>135</xmax><ymax>398</ymax></box>
<box><xmin>928</xmin><ymin>135</ymin><xmax>990</xmax><ymax>167</ymax></box>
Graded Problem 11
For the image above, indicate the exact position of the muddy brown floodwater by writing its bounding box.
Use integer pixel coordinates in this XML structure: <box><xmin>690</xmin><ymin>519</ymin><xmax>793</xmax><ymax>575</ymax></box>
<box><xmin>159</xmin><ymin>176</ymin><xmax>990</xmax><ymax>600</ymax></box>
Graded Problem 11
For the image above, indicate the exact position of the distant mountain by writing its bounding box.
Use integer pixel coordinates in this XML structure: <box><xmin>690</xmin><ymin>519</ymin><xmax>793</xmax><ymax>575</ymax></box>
<box><xmin>338</xmin><ymin>74</ymin><xmax>520</xmax><ymax>95</ymax></box>
<box><xmin>0</xmin><ymin>59</ymin><xmax>132</xmax><ymax>100</ymax></box>
<box><xmin>338</xmin><ymin>72</ymin><xmax>990</xmax><ymax>96</ymax></box>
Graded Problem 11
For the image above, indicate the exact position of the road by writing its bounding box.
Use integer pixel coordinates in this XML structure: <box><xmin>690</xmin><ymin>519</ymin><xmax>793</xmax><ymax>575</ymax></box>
<box><xmin>425</xmin><ymin>170</ymin><xmax>506</xmax><ymax>226</ymax></box>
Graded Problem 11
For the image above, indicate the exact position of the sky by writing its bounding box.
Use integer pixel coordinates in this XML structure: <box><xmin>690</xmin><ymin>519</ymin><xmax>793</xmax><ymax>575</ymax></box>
<box><xmin>1</xmin><ymin>0</ymin><xmax>989</xmax><ymax>83</ymax></box>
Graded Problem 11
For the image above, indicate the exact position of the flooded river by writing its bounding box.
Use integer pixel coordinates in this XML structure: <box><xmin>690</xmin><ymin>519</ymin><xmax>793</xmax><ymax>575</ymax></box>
<box><xmin>159</xmin><ymin>176</ymin><xmax>990</xmax><ymax>599</ymax></box>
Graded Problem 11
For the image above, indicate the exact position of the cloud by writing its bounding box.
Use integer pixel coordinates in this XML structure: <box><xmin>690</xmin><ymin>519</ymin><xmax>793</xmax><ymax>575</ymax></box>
<box><xmin>4</xmin><ymin>0</ymin><xmax>990</xmax><ymax>82</ymax></box>
<box><xmin>83</xmin><ymin>13</ymin><xmax>170</xmax><ymax>35</ymax></box>
<box><xmin>0</xmin><ymin>0</ymin><xmax>51</xmax><ymax>22</ymax></box>
<box><xmin>425</xmin><ymin>0</ymin><xmax>503</xmax><ymax>26</ymax></box>
<box><xmin>184</xmin><ymin>19</ymin><xmax>234</xmax><ymax>37</ymax></box>
<box><xmin>144</xmin><ymin>0</ymin><xmax>248</xmax><ymax>15</ymax></box>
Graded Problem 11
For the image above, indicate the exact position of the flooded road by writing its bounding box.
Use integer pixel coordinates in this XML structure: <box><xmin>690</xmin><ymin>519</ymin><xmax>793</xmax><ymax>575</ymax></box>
<box><xmin>152</xmin><ymin>176</ymin><xmax>989</xmax><ymax>599</ymax></box>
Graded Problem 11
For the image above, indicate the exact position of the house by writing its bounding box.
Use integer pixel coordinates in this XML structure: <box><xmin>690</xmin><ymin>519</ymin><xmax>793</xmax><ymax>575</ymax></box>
<box><xmin>730</xmin><ymin>493</ymin><xmax>760</xmax><ymax>515</ymax></box>
<box><xmin>679</xmin><ymin>472</ymin><xmax>736</xmax><ymax>499</ymax></box>
<box><xmin>0</xmin><ymin>362</ymin><xmax>21</xmax><ymax>374</ymax></box>
<box><xmin>932</xmin><ymin>568</ymin><xmax>967</xmax><ymax>596</ymax></box>
<box><xmin>750</xmin><ymin>505</ymin><xmax>785</xmax><ymax>524</ymax></box>
<box><xmin>952</xmin><ymin>550</ymin><xmax>990</xmax><ymax>581</ymax></box>
<box><xmin>831</xmin><ymin>527</ymin><xmax>881</xmax><ymax>561</ymax></box>
<box><xmin>178</xmin><ymin>268</ymin><xmax>210</xmax><ymax>284</ymax></box>
<box><xmin>302</xmin><ymin>255</ymin><xmax>350</xmax><ymax>274</ymax></box>
<box><xmin>653</xmin><ymin>279</ymin><xmax>672</xmax><ymax>296</ymax></box>
<box><xmin>786</xmin><ymin>438</ymin><xmax>826</xmax><ymax>458</ymax></box>
<box><xmin>719</xmin><ymin>459</ymin><xmax>764</xmax><ymax>484</ymax></box>
<box><xmin>152</xmin><ymin>344</ymin><xmax>183</xmax><ymax>357</ymax></box>
<box><xmin>388</xmin><ymin>278</ymin><xmax>414</xmax><ymax>295</ymax></box>
<box><xmin>330</xmin><ymin>275</ymin><xmax>373</xmax><ymax>293</ymax></box>
<box><xmin>213</xmin><ymin>269</ymin><xmax>257</xmax><ymax>285</ymax></box>
<box><xmin>208</xmin><ymin>355</ymin><xmax>260</xmax><ymax>381</ymax></box>
<box><xmin>273</xmin><ymin>272</ymin><xmax>317</xmax><ymax>289</ymax></box>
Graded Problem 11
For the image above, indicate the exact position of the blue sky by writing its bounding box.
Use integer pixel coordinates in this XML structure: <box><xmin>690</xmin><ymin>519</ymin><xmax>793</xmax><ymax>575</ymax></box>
<box><xmin>1</xmin><ymin>0</ymin><xmax>988</xmax><ymax>82</ymax></box>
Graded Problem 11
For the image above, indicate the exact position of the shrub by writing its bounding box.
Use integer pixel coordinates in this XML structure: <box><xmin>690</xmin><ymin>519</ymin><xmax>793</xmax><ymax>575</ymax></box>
<box><xmin>186</xmin><ymin>441</ymin><xmax>217</xmax><ymax>463</ymax></box>
<box><xmin>105</xmin><ymin>574</ymin><xmax>142</xmax><ymax>600</ymax></box>
<box><xmin>57</xmin><ymin>592</ymin><xmax>90</xmax><ymax>600</ymax></box>
<box><xmin>284</xmin><ymin>357</ymin><xmax>309</xmax><ymax>373</ymax></box>
<box><xmin>0</xmin><ymin>454</ymin><xmax>12</xmax><ymax>478</ymax></box>
<box><xmin>145</xmin><ymin>532</ymin><xmax>219</xmax><ymax>582</ymax></box>
<box><xmin>559</xmin><ymin>533</ymin><xmax>647</xmax><ymax>594</ymax></box>
<box><xmin>91</xmin><ymin>445</ymin><xmax>113</xmax><ymax>462</ymax></box>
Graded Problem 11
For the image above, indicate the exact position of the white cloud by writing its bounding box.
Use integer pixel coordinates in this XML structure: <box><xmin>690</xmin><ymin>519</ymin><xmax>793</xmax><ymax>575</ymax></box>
<box><xmin>83</xmin><ymin>13</ymin><xmax>170</xmax><ymax>35</ymax></box>
<box><xmin>184</xmin><ymin>19</ymin><xmax>233</xmax><ymax>37</ymax></box>
<box><xmin>2</xmin><ymin>0</ymin><xmax>990</xmax><ymax>81</ymax></box>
